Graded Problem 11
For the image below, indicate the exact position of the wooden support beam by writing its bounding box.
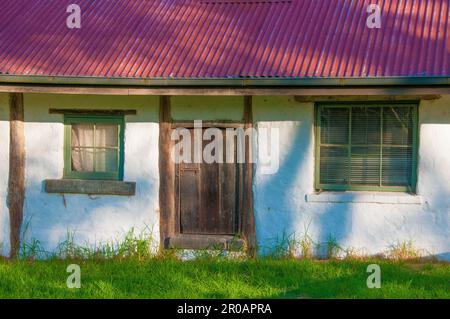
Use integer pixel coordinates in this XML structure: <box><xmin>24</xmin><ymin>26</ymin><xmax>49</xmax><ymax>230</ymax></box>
<box><xmin>8</xmin><ymin>93</ymin><xmax>25</xmax><ymax>259</ymax></box>
<box><xmin>242</xmin><ymin>96</ymin><xmax>256</xmax><ymax>256</ymax></box>
<box><xmin>158</xmin><ymin>96</ymin><xmax>175</xmax><ymax>250</ymax></box>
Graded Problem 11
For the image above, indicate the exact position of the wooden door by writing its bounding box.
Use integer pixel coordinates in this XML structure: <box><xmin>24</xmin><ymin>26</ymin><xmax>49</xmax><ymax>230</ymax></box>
<box><xmin>175</xmin><ymin>128</ymin><xmax>240</xmax><ymax>235</ymax></box>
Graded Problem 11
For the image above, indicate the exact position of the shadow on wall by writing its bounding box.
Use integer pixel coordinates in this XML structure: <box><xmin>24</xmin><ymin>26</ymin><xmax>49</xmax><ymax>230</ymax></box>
<box><xmin>17</xmin><ymin>94</ymin><xmax>162</xmax><ymax>254</ymax></box>
<box><xmin>434</xmin><ymin>252</ymin><xmax>450</xmax><ymax>260</ymax></box>
<box><xmin>254</xmin><ymin>102</ymin><xmax>352</xmax><ymax>257</ymax></box>
<box><xmin>21</xmin><ymin>176</ymin><xmax>159</xmax><ymax>254</ymax></box>
<box><xmin>254</xmin><ymin>96</ymin><xmax>450</xmax><ymax>260</ymax></box>
<box><xmin>414</xmin><ymin>99</ymin><xmax>450</xmax><ymax>258</ymax></box>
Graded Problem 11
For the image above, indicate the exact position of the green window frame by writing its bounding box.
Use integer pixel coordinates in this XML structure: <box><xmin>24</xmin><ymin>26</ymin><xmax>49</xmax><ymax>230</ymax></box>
<box><xmin>315</xmin><ymin>102</ymin><xmax>419</xmax><ymax>192</ymax></box>
<box><xmin>64</xmin><ymin>115</ymin><xmax>125</xmax><ymax>180</ymax></box>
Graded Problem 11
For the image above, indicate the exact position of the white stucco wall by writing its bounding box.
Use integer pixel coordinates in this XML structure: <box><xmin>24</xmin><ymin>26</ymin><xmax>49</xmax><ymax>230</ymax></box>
<box><xmin>1</xmin><ymin>93</ymin><xmax>448</xmax><ymax>259</ymax></box>
<box><xmin>0</xmin><ymin>93</ymin><xmax>10</xmax><ymax>256</ymax></box>
<box><xmin>171</xmin><ymin>95</ymin><xmax>244</xmax><ymax>120</ymax></box>
<box><xmin>21</xmin><ymin>94</ymin><xmax>160</xmax><ymax>253</ymax></box>
<box><xmin>253</xmin><ymin>95</ymin><xmax>450</xmax><ymax>260</ymax></box>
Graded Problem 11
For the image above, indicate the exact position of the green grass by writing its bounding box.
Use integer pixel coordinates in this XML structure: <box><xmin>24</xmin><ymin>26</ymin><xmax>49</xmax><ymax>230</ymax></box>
<box><xmin>0</xmin><ymin>258</ymin><xmax>448</xmax><ymax>299</ymax></box>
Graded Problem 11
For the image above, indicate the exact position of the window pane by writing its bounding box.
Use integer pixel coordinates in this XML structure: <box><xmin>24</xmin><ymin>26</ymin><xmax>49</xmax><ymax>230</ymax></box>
<box><xmin>383</xmin><ymin>107</ymin><xmax>413</xmax><ymax>145</ymax></box>
<box><xmin>95</xmin><ymin>148</ymin><xmax>118</xmax><ymax>172</ymax></box>
<box><xmin>320</xmin><ymin>107</ymin><xmax>349</xmax><ymax>144</ymax></box>
<box><xmin>351</xmin><ymin>107</ymin><xmax>381</xmax><ymax>145</ymax></box>
<box><xmin>317</xmin><ymin>104</ymin><xmax>417</xmax><ymax>190</ymax></box>
<box><xmin>95</xmin><ymin>124</ymin><xmax>119</xmax><ymax>148</ymax></box>
<box><xmin>320</xmin><ymin>146</ymin><xmax>349</xmax><ymax>185</ymax></box>
<box><xmin>71</xmin><ymin>124</ymin><xmax>94</xmax><ymax>147</ymax></box>
<box><xmin>382</xmin><ymin>147</ymin><xmax>412</xmax><ymax>186</ymax></box>
<box><xmin>350</xmin><ymin>146</ymin><xmax>380</xmax><ymax>185</ymax></box>
<box><xmin>71</xmin><ymin>148</ymin><xmax>94</xmax><ymax>172</ymax></box>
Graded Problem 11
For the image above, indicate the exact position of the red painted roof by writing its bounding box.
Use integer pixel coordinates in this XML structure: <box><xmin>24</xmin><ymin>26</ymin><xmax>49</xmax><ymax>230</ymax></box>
<box><xmin>0</xmin><ymin>0</ymin><xmax>449</xmax><ymax>79</ymax></box>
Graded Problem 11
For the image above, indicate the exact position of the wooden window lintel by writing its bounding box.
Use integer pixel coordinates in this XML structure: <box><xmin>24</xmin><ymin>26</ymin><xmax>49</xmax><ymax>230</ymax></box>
<box><xmin>50</xmin><ymin>109</ymin><xmax>137</xmax><ymax>115</ymax></box>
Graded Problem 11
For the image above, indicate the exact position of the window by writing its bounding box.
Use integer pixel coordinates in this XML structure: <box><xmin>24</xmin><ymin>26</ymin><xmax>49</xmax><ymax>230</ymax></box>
<box><xmin>315</xmin><ymin>102</ymin><xmax>418</xmax><ymax>192</ymax></box>
<box><xmin>64</xmin><ymin>115</ymin><xmax>124</xmax><ymax>180</ymax></box>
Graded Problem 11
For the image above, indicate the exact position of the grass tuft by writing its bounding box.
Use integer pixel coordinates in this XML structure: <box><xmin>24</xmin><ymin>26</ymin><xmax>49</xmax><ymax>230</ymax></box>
<box><xmin>325</xmin><ymin>235</ymin><xmax>343</xmax><ymax>260</ymax></box>
<box><xmin>387</xmin><ymin>240</ymin><xmax>425</xmax><ymax>261</ymax></box>
<box><xmin>18</xmin><ymin>226</ymin><xmax>157</xmax><ymax>261</ymax></box>
<box><xmin>266</xmin><ymin>232</ymin><xmax>298</xmax><ymax>259</ymax></box>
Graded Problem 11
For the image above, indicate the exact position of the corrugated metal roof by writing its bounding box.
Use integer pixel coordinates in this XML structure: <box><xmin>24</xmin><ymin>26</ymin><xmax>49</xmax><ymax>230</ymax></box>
<box><xmin>0</xmin><ymin>0</ymin><xmax>449</xmax><ymax>79</ymax></box>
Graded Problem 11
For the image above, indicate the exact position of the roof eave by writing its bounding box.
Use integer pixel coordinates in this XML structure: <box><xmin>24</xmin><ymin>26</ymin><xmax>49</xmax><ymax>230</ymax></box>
<box><xmin>0</xmin><ymin>75</ymin><xmax>449</xmax><ymax>87</ymax></box>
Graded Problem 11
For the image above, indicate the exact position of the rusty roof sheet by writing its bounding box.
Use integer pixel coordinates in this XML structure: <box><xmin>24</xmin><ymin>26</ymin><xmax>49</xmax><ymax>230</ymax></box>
<box><xmin>0</xmin><ymin>0</ymin><xmax>449</xmax><ymax>79</ymax></box>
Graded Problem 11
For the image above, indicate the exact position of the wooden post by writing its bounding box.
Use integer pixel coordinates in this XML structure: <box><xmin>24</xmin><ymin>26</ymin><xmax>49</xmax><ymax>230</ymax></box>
<box><xmin>242</xmin><ymin>96</ymin><xmax>256</xmax><ymax>256</ymax></box>
<box><xmin>159</xmin><ymin>96</ymin><xmax>175</xmax><ymax>250</ymax></box>
<box><xmin>8</xmin><ymin>93</ymin><xmax>25</xmax><ymax>259</ymax></box>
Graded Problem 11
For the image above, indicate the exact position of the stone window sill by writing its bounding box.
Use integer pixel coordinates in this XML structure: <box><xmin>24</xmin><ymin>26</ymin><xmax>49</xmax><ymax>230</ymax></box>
<box><xmin>306</xmin><ymin>192</ymin><xmax>422</xmax><ymax>205</ymax></box>
<box><xmin>44</xmin><ymin>179</ymin><xmax>136</xmax><ymax>196</ymax></box>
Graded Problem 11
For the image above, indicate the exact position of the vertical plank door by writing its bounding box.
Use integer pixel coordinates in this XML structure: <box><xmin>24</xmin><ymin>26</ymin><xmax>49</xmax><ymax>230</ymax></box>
<box><xmin>177</xmin><ymin>128</ymin><xmax>238</xmax><ymax>235</ymax></box>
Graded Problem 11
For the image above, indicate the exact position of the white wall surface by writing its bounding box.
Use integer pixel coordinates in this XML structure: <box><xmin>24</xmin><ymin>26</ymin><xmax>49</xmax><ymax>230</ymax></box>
<box><xmin>1</xmin><ymin>93</ymin><xmax>448</xmax><ymax>260</ymax></box>
<box><xmin>0</xmin><ymin>94</ymin><xmax>10</xmax><ymax>256</ymax></box>
<box><xmin>253</xmin><ymin>95</ymin><xmax>450</xmax><ymax>260</ymax></box>
<box><xmin>171</xmin><ymin>95</ymin><xmax>244</xmax><ymax>120</ymax></box>
<box><xmin>20</xmin><ymin>94</ymin><xmax>160</xmax><ymax>254</ymax></box>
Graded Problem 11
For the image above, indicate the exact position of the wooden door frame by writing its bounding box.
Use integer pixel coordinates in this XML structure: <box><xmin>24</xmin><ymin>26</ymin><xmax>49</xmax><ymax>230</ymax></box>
<box><xmin>158</xmin><ymin>96</ymin><xmax>256</xmax><ymax>254</ymax></box>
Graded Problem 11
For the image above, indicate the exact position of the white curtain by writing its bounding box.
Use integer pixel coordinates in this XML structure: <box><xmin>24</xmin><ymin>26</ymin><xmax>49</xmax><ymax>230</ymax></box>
<box><xmin>71</xmin><ymin>124</ymin><xmax>118</xmax><ymax>173</ymax></box>
<box><xmin>94</xmin><ymin>124</ymin><xmax>118</xmax><ymax>172</ymax></box>
<box><xmin>71</xmin><ymin>124</ymin><xmax>94</xmax><ymax>172</ymax></box>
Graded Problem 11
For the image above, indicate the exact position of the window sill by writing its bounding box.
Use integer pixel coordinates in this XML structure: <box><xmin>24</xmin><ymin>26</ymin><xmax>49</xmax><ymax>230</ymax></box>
<box><xmin>306</xmin><ymin>192</ymin><xmax>422</xmax><ymax>205</ymax></box>
<box><xmin>44</xmin><ymin>179</ymin><xmax>136</xmax><ymax>196</ymax></box>
<box><xmin>165</xmin><ymin>235</ymin><xmax>245</xmax><ymax>251</ymax></box>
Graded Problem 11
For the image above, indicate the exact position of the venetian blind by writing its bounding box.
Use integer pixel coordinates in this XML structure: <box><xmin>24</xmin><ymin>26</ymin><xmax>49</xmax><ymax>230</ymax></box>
<box><xmin>318</xmin><ymin>104</ymin><xmax>416</xmax><ymax>191</ymax></box>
